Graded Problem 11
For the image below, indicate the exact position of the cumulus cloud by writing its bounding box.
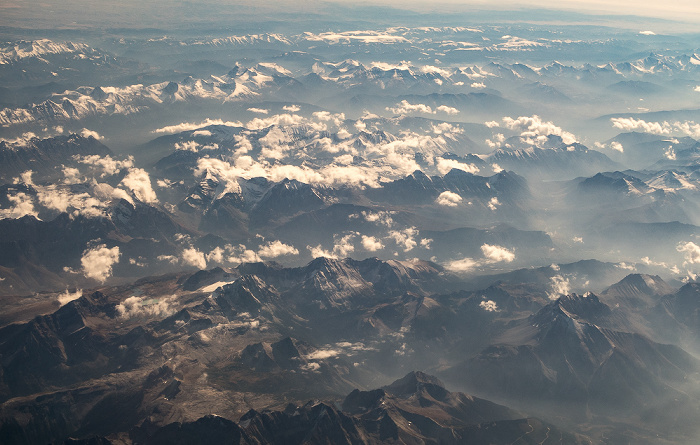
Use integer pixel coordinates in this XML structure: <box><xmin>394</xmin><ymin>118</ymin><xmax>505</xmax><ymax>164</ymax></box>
<box><xmin>547</xmin><ymin>275</ymin><xmax>570</xmax><ymax>300</ymax></box>
<box><xmin>388</xmin><ymin>227</ymin><xmax>419</xmax><ymax>252</ymax></box>
<box><xmin>445</xmin><ymin>244</ymin><xmax>515</xmax><ymax>273</ymax></box>
<box><xmin>503</xmin><ymin>115</ymin><xmax>577</xmax><ymax>145</ymax></box>
<box><xmin>445</xmin><ymin>257</ymin><xmax>479</xmax><ymax>272</ymax></box>
<box><xmin>471</xmin><ymin>82</ymin><xmax>486</xmax><ymax>89</ymax></box>
<box><xmin>120</xmin><ymin>168</ymin><xmax>158</xmax><ymax>203</ymax></box>
<box><xmin>248</xmin><ymin>107</ymin><xmax>269</xmax><ymax>114</ymax></box>
<box><xmin>205</xmin><ymin>247</ymin><xmax>225</xmax><ymax>264</ymax></box>
<box><xmin>62</xmin><ymin>166</ymin><xmax>82</xmax><ymax>184</ymax></box>
<box><xmin>308</xmin><ymin>244</ymin><xmax>337</xmax><ymax>259</ymax></box>
<box><xmin>116</xmin><ymin>294</ymin><xmax>177</xmax><ymax>319</ymax></box>
<box><xmin>153</xmin><ymin>118</ymin><xmax>243</xmax><ymax>134</ymax></box>
<box><xmin>308</xmin><ymin>233</ymin><xmax>357</xmax><ymax>259</ymax></box>
<box><xmin>432</xmin><ymin>122</ymin><xmax>463</xmax><ymax>135</ymax></box>
<box><xmin>488</xmin><ymin>197</ymin><xmax>500</xmax><ymax>211</ymax></box>
<box><xmin>481</xmin><ymin>244</ymin><xmax>515</xmax><ymax>263</ymax></box>
<box><xmin>80</xmin><ymin>128</ymin><xmax>104</xmax><ymax>140</ymax></box>
<box><xmin>678</xmin><ymin>241</ymin><xmax>700</xmax><ymax>265</ymax></box>
<box><xmin>359</xmin><ymin>210</ymin><xmax>395</xmax><ymax>227</ymax></box>
<box><xmin>664</xmin><ymin>146</ymin><xmax>676</xmax><ymax>160</ymax></box>
<box><xmin>436</xmin><ymin>105</ymin><xmax>460</xmax><ymax>115</ymax></box>
<box><xmin>257</xmin><ymin>240</ymin><xmax>299</xmax><ymax>259</ymax></box>
<box><xmin>313</xmin><ymin>111</ymin><xmax>346</xmax><ymax>127</ymax></box>
<box><xmin>611</xmin><ymin>117</ymin><xmax>700</xmax><ymax>139</ymax></box>
<box><xmin>361</xmin><ymin>235</ymin><xmax>384</xmax><ymax>251</ymax></box>
<box><xmin>436</xmin><ymin>158</ymin><xmax>479</xmax><ymax>175</ymax></box>
<box><xmin>479</xmin><ymin>300</ymin><xmax>498</xmax><ymax>311</ymax></box>
<box><xmin>610</xmin><ymin>141</ymin><xmax>624</xmax><ymax>153</ymax></box>
<box><xmin>386</xmin><ymin>100</ymin><xmax>434</xmax><ymax>115</ymax></box>
<box><xmin>245</xmin><ymin>113</ymin><xmax>309</xmax><ymax>130</ymax></box>
<box><xmin>76</xmin><ymin>154</ymin><xmax>134</xmax><ymax>177</ymax></box>
<box><xmin>436</xmin><ymin>190</ymin><xmax>462</xmax><ymax>206</ymax></box>
<box><xmin>81</xmin><ymin>244</ymin><xmax>120</xmax><ymax>283</ymax></box>
<box><xmin>57</xmin><ymin>289</ymin><xmax>82</xmax><ymax>306</ymax></box>
<box><xmin>611</xmin><ymin>117</ymin><xmax>670</xmax><ymax>135</ymax></box>
<box><xmin>37</xmin><ymin>186</ymin><xmax>104</xmax><ymax>217</ymax></box>
<box><xmin>595</xmin><ymin>141</ymin><xmax>624</xmax><ymax>153</ymax></box>
<box><xmin>181</xmin><ymin>247</ymin><xmax>207</xmax><ymax>269</ymax></box>
<box><xmin>283</xmin><ymin>104</ymin><xmax>301</xmax><ymax>112</ymax></box>
<box><xmin>0</xmin><ymin>192</ymin><xmax>37</xmax><ymax>219</ymax></box>
<box><xmin>486</xmin><ymin>133</ymin><xmax>506</xmax><ymax>148</ymax></box>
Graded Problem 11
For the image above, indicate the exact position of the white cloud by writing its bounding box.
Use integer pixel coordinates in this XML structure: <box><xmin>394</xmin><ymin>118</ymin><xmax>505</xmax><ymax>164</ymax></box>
<box><xmin>664</xmin><ymin>146</ymin><xmax>676</xmax><ymax>160</ymax></box>
<box><xmin>0</xmin><ymin>192</ymin><xmax>38</xmax><ymax>219</ymax></box>
<box><xmin>307</xmin><ymin>244</ymin><xmax>337</xmax><ymax>259</ymax></box>
<box><xmin>479</xmin><ymin>300</ymin><xmax>498</xmax><ymax>311</ymax></box>
<box><xmin>257</xmin><ymin>240</ymin><xmax>299</xmax><ymax>259</ymax></box>
<box><xmin>436</xmin><ymin>158</ymin><xmax>479</xmax><ymax>175</ymax></box>
<box><xmin>503</xmin><ymin>115</ymin><xmax>577</xmax><ymax>145</ymax></box>
<box><xmin>547</xmin><ymin>275</ymin><xmax>570</xmax><ymax>300</ymax></box>
<box><xmin>116</xmin><ymin>294</ymin><xmax>177</xmax><ymax>319</ymax></box>
<box><xmin>432</xmin><ymin>122</ymin><xmax>463</xmax><ymax>135</ymax></box>
<box><xmin>81</xmin><ymin>244</ymin><xmax>120</xmax><ymax>283</ymax></box>
<box><xmin>307</xmin><ymin>233</ymin><xmax>357</xmax><ymax>259</ymax></box>
<box><xmin>17</xmin><ymin>170</ymin><xmax>34</xmax><ymax>186</ymax></box>
<box><xmin>120</xmin><ymin>168</ymin><xmax>158</xmax><ymax>203</ymax></box>
<box><xmin>481</xmin><ymin>244</ymin><xmax>515</xmax><ymax>263</ymax></box>
<box><xmin>445</xmin><ymin>257</ymin><xmax>479</xmax><ymax>272</ymax></box>
<box><xmin>37</xmin><ymin>185</ymin><xmax>107</xmax><ymax>217</ymax></box>
<box><xmin>359</xmin><ymin>210</ymin><xmax>395</xmax><ymax>228</ymax></box>
<box><xmin>471</xmin><ymin>82</ymin><xmax>486</xmax><ymax>89</ymax></box>
<box><xmin>386</xmin><ymin>100</ymin><xmax>434</xmax><ymax>115</ymax></box>
<box><xmin>333</xmin><ymin>233</ymin><xmax>356</xmax><ymax>256</ymax></box>
<box><xmin>206</xmin><ymin>247</ymin><xmax>225</xmax><ymax>264</ymax></box>
<box><xmin>181</xmin><ymin>247</ymin><xmax>207</xmax><ymax>269</ymax></box>
<box><xmin>361</xmin><ymin>235</ymin><xmax>384</xmax><ymax>251</ymax></box>
<box><xmin>436</xmin><ymin>191</ymin><xmax>462</xmax><ymax>207</ymax></box>
<box><xmin>157</xmin><ymin>254</ymin><xmax>179</xmax><ymax>264</ymax></box>
<box><xmin>153</xmin><ymin>118</ymin><xmax>243</xmax><ymax>134</ymax></box>
<box><xmin>639</xmin><ymin>30</ymin><xmax>656</xmax><ymax>35</ymax></box>
<box><xmin>80</xmin><ymin>128</ymin><xmax>104</xmax><ymax>140</ymax></box>
<box><xmin>57</xmin><ymin>289</ymin><xmax>82</xmax><ymax>306</ymax></box>
<box><xmin>388</xmin><ymin>227</ymin><xmax>418</xmax><ymax>252</ymax></box>
<box><xmin>485</xmin><ymin>121</ymin><xmax>500</xmax><ymax>128</ymax></box>
<box><xmin>76</xmin><ymin>154</ymin><xmax>134</xmax><ymax>177</ymax></box>
<box><xmin>611</xmin><ymin>117</ymin><xmax>670</xmax><ymax>135</ymax></box>
<box><xmin>610</xmin><ymin>117</ymin><xmax>700</xmax><ymax>139</ymax></box>
<box><xmin>486</xmin><ymin>133</ymin><xmax>506</xmax><ymax>149</ymax></box>
<box><xmin>313</xmin><ymin>111</ymin><xmax>346</xmax><ymax>127</ymax></box>
<box><xmin>678</xmin><ymin>241</ymin><xmax>700</xmax><ymax>265</ymax></box>
<box><xmin>610</xmin><ymin>141</ymin><xmax>624</xmax><ymax>153</ymax></box>
<box><xmin>436</xmin><ymin>105</ymin><xmax>460</xmax><ymax>115</ymax></box>
<box><xmin>248</xmin><ymin>107</ymin><xmax>269</xmax><ymax>114</ymax></box>
<box><xmin>62</xmin><ymin>167</ymin><xmax>82</xmax><ymax>184</ymax></box>
<box><xmin>488</xmin><ymin>197</ymin><xmax>500</xmax><ymax>211</ymax></box>
<box><xmin>283</xmin><ymin>104</ymin><xmax>301</xmax><ymax>112</ymax></box>
<box><xmin>245</xmin><ymin>113</ymin><xmax>309</xmax><ymax>130</ymax></box>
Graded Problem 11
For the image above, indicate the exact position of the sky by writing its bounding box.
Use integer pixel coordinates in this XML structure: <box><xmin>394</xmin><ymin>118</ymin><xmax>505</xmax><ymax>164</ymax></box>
<box><xmin>2</xmin><ymin>0</ymin><xmax>699</xmax><ymax>31</ymax></box>
<box><xmin>332</xmin><ymin>0</ymin><xmax>700</xmax><ymax>22</ymax></box>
